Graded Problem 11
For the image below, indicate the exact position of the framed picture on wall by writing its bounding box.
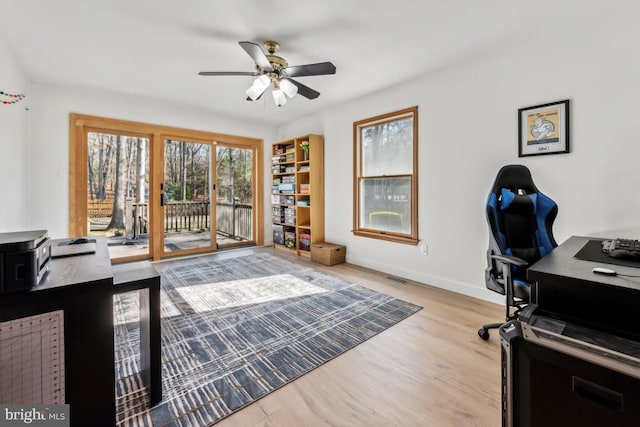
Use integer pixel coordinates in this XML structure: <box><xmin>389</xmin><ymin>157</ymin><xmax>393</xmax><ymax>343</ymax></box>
<box><xmin>518</xmin><ymin>99</ymin><xmax>570</xmax><ymax>157</ymax></box>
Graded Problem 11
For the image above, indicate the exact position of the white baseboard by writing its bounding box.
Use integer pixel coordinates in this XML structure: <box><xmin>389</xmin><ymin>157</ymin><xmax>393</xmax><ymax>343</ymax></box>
<box><xmin>346</xmin><ymin>254</ymin><xmax>504</xmax><ymax>306</ymax></box>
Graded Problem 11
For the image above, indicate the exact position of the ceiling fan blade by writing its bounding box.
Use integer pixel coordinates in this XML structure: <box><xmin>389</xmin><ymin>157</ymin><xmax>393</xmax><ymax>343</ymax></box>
<box><xmin>198</xmin><ymin>71</ymin><xmax>259</xmax><ymax>76</ymax></box>
<box><xmin>283</xmin><ymin>62</ymin><xmax>336</xmax><ymax>78</ymax></box>
<box><xmin>239</xmin><ymin>41</ymin><xmax>273</xmax><ymax>72</ymax></box>
<box><xmin>285</xmin><ymin>78</ymin><xmax>320</xmax><ymax>99</ymax></box>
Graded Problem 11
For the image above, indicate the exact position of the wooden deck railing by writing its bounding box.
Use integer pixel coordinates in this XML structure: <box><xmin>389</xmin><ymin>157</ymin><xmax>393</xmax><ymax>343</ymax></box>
<box><xmin>89</xmin><ymin>199</ymin><xmax>253</xmax><ymax>241</ymax></box>
<box><xmin>88</xmin><ymin>200</ymin><xmax>114</xmax><ymax>218</ymax></box>
<box><xmin>216</xmin><ymin>201</ymin><xmax>253</xmax><ymax>241</ymax></box>
<box><xmin>164</xmin><ymin>201</ymin><xmax>210</xmax><ymax>232</ymax></box>
<box><xmin>131</xmin><ymin>202</ymin><xmax>149</xmax><ymax>236</ymax></box>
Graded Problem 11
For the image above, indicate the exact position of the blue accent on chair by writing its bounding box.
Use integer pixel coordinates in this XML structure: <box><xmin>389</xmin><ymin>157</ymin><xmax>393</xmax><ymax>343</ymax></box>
<box><xmin>533</xmin><ymin>192</ymin><xmax>557</xmax><ymax>253</ymax></box>
<box><xmin>479</xmin><ymin>165</ymin><xmax>559</xmax><ymax>341</ymax></box>
<box><xmin>500</xmin><ymin>188</ymin><xmax>516</xmax><ymax>210</ymax></box>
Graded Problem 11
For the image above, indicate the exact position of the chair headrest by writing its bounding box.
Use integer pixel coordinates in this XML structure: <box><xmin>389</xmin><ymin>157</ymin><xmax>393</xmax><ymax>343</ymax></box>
<box><xmin>492</xmin><ymin>165</ymin><xmax>538</xmax><ymax>195</ymax></box>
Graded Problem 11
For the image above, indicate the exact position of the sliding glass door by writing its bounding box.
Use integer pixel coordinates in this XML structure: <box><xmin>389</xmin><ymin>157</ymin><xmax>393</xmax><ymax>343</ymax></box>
<box><xmin>215</xmin><ymin>143</ymin><xmax>256</xmax><ymax>248</ymax></box>
<box><xmin>69</xmin><ymin>114</ymin><xmax>264</xmax><ymax>261</ymax></box>
<box><xmin>162</xmin><ymin>138</ymin><xmax>215</xmax><ymax>255</ymax></box>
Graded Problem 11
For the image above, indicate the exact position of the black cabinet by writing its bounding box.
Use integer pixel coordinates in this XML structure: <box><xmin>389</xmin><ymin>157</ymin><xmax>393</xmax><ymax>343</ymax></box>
<box><xmin>0</xmin><ymin>237</ymin><xmax>115</xmax><ymax>426</ymax></box>
<box><xmin>501</xmin><ymin>314</ymin><xmax>640</xmax><ymax>427</ymax></box>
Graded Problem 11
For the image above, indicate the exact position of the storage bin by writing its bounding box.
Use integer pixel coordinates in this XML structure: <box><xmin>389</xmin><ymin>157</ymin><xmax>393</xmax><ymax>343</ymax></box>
<box><xmin>273</xmin><ymin>225</ymin><xmax>284</xmax><ymax>245</ymax></box>
<box><xmin>284</xmin><ymin>231</ymin><xmax>296</xmax><ymax>249</ymax></box>
<box><xmin>299</xmin><ymin>233</ymin><xmax>311</xmax><ymax>251</ymax></box>
<box><xmin>311</xmin><ymin>243</ymin><xmax>346</xmax><ymax>266</ymax></box>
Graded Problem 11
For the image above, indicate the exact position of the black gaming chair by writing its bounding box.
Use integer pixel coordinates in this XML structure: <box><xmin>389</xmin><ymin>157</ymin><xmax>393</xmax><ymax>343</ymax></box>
<box><xmin>478</xmin><ymin>165</ymin><xmax>558</xmax><ymax>340</ymax></box>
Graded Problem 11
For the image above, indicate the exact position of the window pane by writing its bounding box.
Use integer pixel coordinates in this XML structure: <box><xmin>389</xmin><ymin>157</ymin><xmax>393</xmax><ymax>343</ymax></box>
<box><xmin>360</xmin><ymin>177</ymin><xmax>412</xmax><ymax>234</ymax></box>
<box><xmin>164</xmin><ymin>139</ymin><xmax>212</xmax><ymax>252</ymax></box>
<box><xmin>362</xmin><ymin>117</ymin><xmax>413</xmax><ymax>176</ymax></box>
<box><xmin>87</xmin><ymin>132</ymin><xmax>151</xmax><ymax>259</ymax></box>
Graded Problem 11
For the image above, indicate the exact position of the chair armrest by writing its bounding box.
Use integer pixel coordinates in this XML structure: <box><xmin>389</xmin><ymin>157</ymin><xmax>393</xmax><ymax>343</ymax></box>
<box><xmin>490</xmin><ymin>254</ymin><xmax>528</xmax><ymax>267</ymax></box>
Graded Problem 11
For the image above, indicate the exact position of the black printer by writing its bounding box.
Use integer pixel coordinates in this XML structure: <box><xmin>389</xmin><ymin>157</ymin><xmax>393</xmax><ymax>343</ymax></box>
<box><xmin>0</xmin><ymin>230</ymin><xmax>51</xmax><ymax>293</ymax></box>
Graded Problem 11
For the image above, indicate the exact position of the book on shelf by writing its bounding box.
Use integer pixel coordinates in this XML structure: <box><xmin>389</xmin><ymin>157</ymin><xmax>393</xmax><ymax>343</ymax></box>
<box><xmin>278</xmin><ymin>183</ymin><xmax>295</xmax><ymax>191</ymax></box>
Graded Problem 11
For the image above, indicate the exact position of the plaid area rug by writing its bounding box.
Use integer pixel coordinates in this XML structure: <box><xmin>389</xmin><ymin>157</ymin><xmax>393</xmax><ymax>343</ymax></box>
<box><xmin>114</xmin><ymin>252</ymin><xmax>422</xmax><ymax>426</ymax></box>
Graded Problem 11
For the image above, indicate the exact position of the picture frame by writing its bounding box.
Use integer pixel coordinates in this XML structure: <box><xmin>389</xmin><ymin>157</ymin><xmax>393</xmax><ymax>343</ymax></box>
<box><xmin>518</xmin><ymin>99</ymin><xmax>570</xmax><ymax>157</ymax></box>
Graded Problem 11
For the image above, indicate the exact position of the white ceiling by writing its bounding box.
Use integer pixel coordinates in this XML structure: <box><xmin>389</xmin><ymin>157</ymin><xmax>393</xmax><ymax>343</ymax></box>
<box><xmin>0</xmin><ymin>0</ymin><xmax>614</xmax><ymax>125</ymax></box>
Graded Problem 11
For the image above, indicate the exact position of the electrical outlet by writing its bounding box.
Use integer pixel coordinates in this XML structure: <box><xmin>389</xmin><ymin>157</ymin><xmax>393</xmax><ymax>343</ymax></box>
<box><xmin>420</xmin><ymin>244</ymin><xmax>428</xmax><ymax>255</ymax></box>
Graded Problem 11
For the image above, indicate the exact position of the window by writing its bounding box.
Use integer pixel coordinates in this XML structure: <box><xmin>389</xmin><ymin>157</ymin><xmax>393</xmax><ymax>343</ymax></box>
<box><xmin>353</xmin><ymin>106</ymin><xmax>418</xmax><ymax>244</ymax></box>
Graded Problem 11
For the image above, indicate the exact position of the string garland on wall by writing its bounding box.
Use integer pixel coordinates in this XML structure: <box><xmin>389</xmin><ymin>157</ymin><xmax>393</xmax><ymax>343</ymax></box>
<box><xmin>1</xmin><ymin>90</ymin><xmax>26</xmax><ymax>105</ymax></box>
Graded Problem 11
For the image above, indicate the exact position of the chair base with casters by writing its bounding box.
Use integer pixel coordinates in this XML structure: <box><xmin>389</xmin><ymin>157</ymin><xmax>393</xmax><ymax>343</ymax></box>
<box><xmin>478</xmin><ymin>253</ymin><xmax>528</xmax><ymax>340</ymax></box>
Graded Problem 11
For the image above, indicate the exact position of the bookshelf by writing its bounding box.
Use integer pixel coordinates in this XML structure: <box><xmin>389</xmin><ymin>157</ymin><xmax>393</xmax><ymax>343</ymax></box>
<box><xmin>271</xmin><ymin>134</ymin><xmax>324</xmax><ymax>257</ymax></box>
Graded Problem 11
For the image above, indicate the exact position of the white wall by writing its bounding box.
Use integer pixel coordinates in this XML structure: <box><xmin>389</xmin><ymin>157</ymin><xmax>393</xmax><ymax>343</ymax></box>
<box><xmin>277</xmin><ymin>5</ymin><xmax>640</xmax><ymax>303</ymax></box>
<box><xmin>26</xmin><ymin>83</ymin><xmax>276</xmax><ymax>238</ymax></box>
<box><xmin>0</xmin><ymin>37</ymin><xmax>30</xmax><ymax>231</ymax></box>
<box><xmin>5</xmin><ymin>4</ymin><xmax>640</xmax><ymax>304</ymax></box>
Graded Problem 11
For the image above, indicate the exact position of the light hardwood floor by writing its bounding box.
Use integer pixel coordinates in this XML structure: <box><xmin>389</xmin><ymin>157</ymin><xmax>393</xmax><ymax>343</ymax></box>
<box><xmin>205</xmin><ymin>246</ymin><xmax>504</xmax><ymax>427</ymax></box>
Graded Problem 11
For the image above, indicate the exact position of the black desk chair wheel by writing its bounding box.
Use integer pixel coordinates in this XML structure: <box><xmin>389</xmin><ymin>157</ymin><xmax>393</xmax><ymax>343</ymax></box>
<box><xmin>479</xmin><ymin>165</ymin><xmax>558</xmax><ymax>340</ymax></box>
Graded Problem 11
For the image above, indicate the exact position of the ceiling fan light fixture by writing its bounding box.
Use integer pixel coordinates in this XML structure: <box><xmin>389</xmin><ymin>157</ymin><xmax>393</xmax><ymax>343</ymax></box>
<box><xmin>200</xmin><ymin>40</ymin><xmax>335</xmax><ymax>105</ymax></box>
<box><xmin>246</xmin><ymin>75</ymin><xmax>270</xmax><ymax>101</ymax></box>
<box><xmin>272</xmin><ymin>87</ymin><xmax>287</xmax><ymax>107</ymax></box>
<box><xmin>280</xmin><ymin>79</ymin><xmax>298</xmax><ymax>98</ymax></box>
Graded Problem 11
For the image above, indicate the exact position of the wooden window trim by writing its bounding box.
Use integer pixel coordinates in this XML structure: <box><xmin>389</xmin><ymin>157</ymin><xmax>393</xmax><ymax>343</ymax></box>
<box><xmin>69</xmin><ymin>113</ymin><xmax>264</xmax><ymax>260</ymax></box>
<box><xmin>352</xmin><ymin>106</ymin><xmax>419</xmax><ymax>245</ymax></box>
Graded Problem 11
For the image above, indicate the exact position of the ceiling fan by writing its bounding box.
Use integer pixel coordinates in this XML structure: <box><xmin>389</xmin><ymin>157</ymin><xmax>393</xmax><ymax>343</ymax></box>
<box><xmin>198</xmin><ymin>41</ymin><xmax>336</xmax><ymax>107</ymax></box>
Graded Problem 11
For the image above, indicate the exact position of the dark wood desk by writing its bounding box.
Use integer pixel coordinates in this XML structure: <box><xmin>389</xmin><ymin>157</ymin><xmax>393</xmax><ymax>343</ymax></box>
<box><xmin>504</xmin><ymin>236</ymin><xmax>640</xmax><ymax>426</ymax></box>
<box><xmin>0</xmin><ymin>237</ymin><xmax>115</xmax><ymax>426</ymax></box>
<box><xmin>527</xmin><ymin>235</ymin><xmax>640</xmax><ymax>339</ymax></box>
<box><xmin>112</xmin><ymin>262</ymin><xmax>162</xmax><ymax>405</ymax></box>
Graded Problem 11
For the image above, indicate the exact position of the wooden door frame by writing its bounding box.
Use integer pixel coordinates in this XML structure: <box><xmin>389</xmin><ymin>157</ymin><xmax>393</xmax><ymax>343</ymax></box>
<box><xmin>69</xmin><ymin>113</ymin><xmax>264</xmax><ymax>261</ymax></box>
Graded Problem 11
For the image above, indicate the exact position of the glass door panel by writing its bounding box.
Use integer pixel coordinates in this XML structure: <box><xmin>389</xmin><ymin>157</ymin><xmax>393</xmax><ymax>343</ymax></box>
<box><xmin>163</xmin><ymin>139</ymin><xmax>214</xmax><ymax>254</ymax></box>
<box><xmin>215</xmin><ymin>144</ymin><xmax>255</xmax><ymax>248</ymax></box>
<box><xmin>87</xmin><ymin>131</ymin><xmax>150</xmax><ymax>260</ymax></box>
